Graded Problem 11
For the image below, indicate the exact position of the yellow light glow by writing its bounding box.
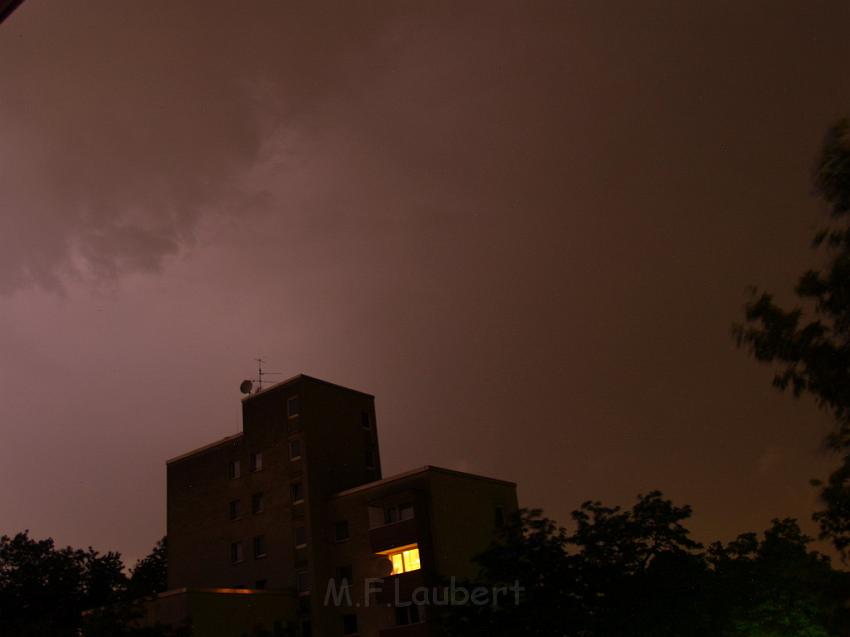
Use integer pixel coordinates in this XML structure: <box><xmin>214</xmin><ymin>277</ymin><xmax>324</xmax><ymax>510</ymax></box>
<box><xmin>403</xmin><ymin>547</ymin><xmax>420</xmax><ymax>572</ymax></box>
<box><xmin>381</xmin><ymin>544</ymin><xmax>422</xmax><ymax>575</ymax></box>
<box><xmin>390</xmin><ymin>553</ymin><xmax>405</xmax><ymax>575</ymax></box>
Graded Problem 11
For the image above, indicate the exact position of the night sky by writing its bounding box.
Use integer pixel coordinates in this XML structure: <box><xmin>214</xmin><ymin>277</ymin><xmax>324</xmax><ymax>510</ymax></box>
<box><xmin>2</xmin><ymin>1</ymin><xmax>850</xmax><ymax>564</ymax></box>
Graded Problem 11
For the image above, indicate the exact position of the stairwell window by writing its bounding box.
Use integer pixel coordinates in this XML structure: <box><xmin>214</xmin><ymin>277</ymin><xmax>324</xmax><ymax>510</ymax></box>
<box><xmin>287</xmin><ymin>395</ymin><xmax>300</xmax><ymax>419</ymax></box>
<box><xmin>294</xmin><ymin>526</ymin><xmax>307</xmax><ymax>549</ymax></box>
<box><xmin>250</xmin><ymin>452</ymin><xmax>263</xmax><ymax>472</ymax></box>
<box><xmin>253</xmin><ymin>535</ymin><xmax>267</xmax><ymax>559</ymax></box>
<box><xmin>252</xmin><ymin>492</ymin><xmax>265</xmax><ymax>515</ymax></box>
<box><xmin>289</xmin><ymin>439</ymin><xmax>302</xmax><ymax>461</ymax></box>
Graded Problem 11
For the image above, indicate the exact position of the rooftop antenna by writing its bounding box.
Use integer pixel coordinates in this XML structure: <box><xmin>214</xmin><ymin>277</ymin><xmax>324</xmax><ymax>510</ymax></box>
<box><xmin>239</xmin><ymin>357</ymin><xmax>283</xmax><ymax>395</ymax></box>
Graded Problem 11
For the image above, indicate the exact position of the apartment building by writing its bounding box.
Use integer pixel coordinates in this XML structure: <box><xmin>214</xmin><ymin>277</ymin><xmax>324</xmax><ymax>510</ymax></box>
<box><xmin>162</xmin><ymin>375</ymin><xmax>518</xmax><ymax>637</ymax></box>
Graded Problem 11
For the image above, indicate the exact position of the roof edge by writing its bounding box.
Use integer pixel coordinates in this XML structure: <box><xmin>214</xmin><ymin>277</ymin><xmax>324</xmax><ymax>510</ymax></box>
<box><xmin>166</xmin><ymin>432</ymin><xmax>243</xmax><ymax>465</ymax></box>
<box><xmin>240</xmin><ymin>373</ymin><xmax>374</xmax><ymax>402</ymax></box>
<box><xmin>332</xmin><ymin>465</ymin><xmax>516</xmax><ymax>498</ymax></box>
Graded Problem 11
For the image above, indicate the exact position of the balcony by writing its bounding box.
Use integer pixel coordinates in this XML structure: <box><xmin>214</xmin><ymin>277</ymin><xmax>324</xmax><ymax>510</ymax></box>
<box><xmin>369</xmin><ymin>517</ymin><xmax>418</xmax><ymax>553</ymax></box>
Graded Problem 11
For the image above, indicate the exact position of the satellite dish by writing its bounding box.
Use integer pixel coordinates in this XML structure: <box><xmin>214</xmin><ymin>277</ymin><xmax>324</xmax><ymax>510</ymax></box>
<box><xmin>239</xmin><ymin>380</ymin><xmax>254</xmax><ymax>395</ymax></box>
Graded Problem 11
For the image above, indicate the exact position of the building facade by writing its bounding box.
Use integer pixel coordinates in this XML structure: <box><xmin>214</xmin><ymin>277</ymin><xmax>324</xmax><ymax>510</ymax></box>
<box><xmin>165</xmin><ymin>375</ymin><xmax>518</xmax><ymax>637</ymax></box>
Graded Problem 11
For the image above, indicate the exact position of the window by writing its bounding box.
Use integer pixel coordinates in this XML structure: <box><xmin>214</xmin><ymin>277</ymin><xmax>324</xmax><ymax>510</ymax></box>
<box><xmin>230</xmin><ymin>541</ymin><xmax>244</xmax><ymax>563</ymax></box>
<box><xmin>364</xmin><ymin>449</ymin><xmax>375</xmax><ymax>470</ymax></box>
<box><xmin>289</xmin><ymin>439</ymin><xmax>302</xmax><ymax>460</ymax></box>
<box><xmin>384</xmin><ymin>503</ymin><xmax>414</xmax><ymax>525</ymax></box>
<box><xmin>336</xmin><ymin>565</ymin><xmax>352</xmax><ymax>589</ymax></box>
<box><xmin>334</xmin><ymin>520</ymin><xmax>350</xmax><ymax>542</ymax></box>
<box><xmin>291</xmin><ymin>481</ymin><xmax>304</xmax><ymax>504</ymax></box>
<box><xmin>294</xmin><ymin>526</ymin><xmax>307</xmax><ymax>549</ymax></box>
<box><xmin>395</xmin><ymin>605</ymin><xmax>421</xmax><ymax>626</ymax></box>
<box><xmin>342</xmin><ymin>613</ymin><xmax>358</xmax><ymax>636</ymax></box>
<box><xmin>384</xmin><ymin>544</ymin><xmax>421</xmax><ymax>575</ymax></box>
<box><xmin>296</xmin><ymin>570</ymin><xmax>310</xmax><ymax>595</ymax></box>
<box><xmin>287</xmin><ymin>395</ymin><xmax>300</xmax><ymax>418</ymax></box>
<box><xmin>228</xmin><ymin>499</ymin><xmax>241</xmax><ymax>520</ymax></box>
<box><xmin>250</xmin><ymin>452</ymin><xmax>263</xmax><ymax>472</ymax></box>
<box><xmin>228</xmin><ymin>460</ymin><xmax>241</xmax><ymax>480</ymax></box>
<box><xmin>253</xmin><ymin>535</ymin><xmax>267</xmax><ymax>559</ymax></box>
<box><xmin>494</xmin><ymin>506</ymin><xmax>505</xmax><ymax>529</ymax></box>
<box><xmin>252</xmin><ymin>492</ymin><xmax>265</xmax><ymax>515</ymax></box>
<box><xmin>361</xmin><ymin>411</ymin><xmax>371</xmax><ymax>430</ymax></box>
<box><xmin>301</xmin><ymin>621</ymin><xmax>312</xmax><ymax>637</ymax></box>
<box><xmin>255</xmin><ymin>579</ymin><xmax>267</xmax><ymax>590</ymax></box>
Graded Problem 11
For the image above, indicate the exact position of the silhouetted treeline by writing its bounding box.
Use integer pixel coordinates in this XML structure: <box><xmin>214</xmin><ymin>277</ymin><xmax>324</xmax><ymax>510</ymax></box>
<box><xmin>441</xmin><ymin>492</ymin><xmax>850</xmax><ymax>637</ymax></box>
<box><xmin>0</xmin><ymin>532</ymin><xmax>173</xmax><ymax>637</ymax></box>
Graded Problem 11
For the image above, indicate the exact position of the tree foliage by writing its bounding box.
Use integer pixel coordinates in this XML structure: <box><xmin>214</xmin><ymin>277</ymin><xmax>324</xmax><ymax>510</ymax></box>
<box><xmin>442</xmin><ymin>497</ymin><xmax>850</xmax><ymax>637</ymax></box>
<box><xmin>733</xmin><ymin>118</ymin><xmax>850</xmax><ymax>557</ymax></box>
<box><xmin>0</xmin><ymin>531</ymin><xmax>177</xmax><ymax>637</ymax></box>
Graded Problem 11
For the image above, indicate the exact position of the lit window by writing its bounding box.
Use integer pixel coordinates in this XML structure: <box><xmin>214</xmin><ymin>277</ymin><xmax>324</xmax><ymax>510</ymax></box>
<box><xmin>287</xmin><ymin>396</ymin><xmax>300</xmax><ymax>418</ymax></box>
<box><xmin>228</xmin><ymin>460</ymin><xmax>241</xmax><ymax>480</ymax></box>
<box><xmin>230</xmin><ymin>541</ymin><xmax>243</xmax><ymax>563</ymax></box>
<box><xmin>252</xmin><ymin>492</ymin><xmax>265</xmax><ymax>515</ymax></box>
<box><xmin>342</xmin><ymin>613</ymin><xmax>358</xmax><ymax>636</ymax></box>
<box><xmin>291</xmin><ymin>482</ymin><xmax>305</xmax><ymax>504</ymax></box>
<box><xmin>335</xmin><ymin>520</ymin><xmax>350</xmax><ymax>542</ymax></box>
<box><xmin>289</xmin><ymin>439</ymin><xmax>302</xmax><ymax>460</ymax></box>
<box><xmin>383</xmin><ymin>544</ymin><xmax>421</xmax><ymax>575</ymax></box>
<box><xmin>253</xmin><ymin>535</ymin><xmax>267</xmax><ymax>559</ymax></box>
<box><xmin>294</xmin><ymin>526</ymin><xmax>307</xmax><ymax>549</ymax></box>
<box><xmin>250</xmin><ymin>452</ymin><xmax>263</xmax><ymax>472</ymax></box>
<box><xmin>228</xmin><ymin>499</ymin><xmax>241</xmax><ymax>520</ymax></box>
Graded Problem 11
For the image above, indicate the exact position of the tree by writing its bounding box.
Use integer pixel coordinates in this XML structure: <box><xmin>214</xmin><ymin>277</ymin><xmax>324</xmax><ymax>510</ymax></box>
<box><xmin>733</xmin><ymin>118</ymin><xmax>850</xmax><ymax>557</ymax></box>
<box><xmin>708</xmin><ymin>519</ymin><xmax>850</xmax><ymax>637</ymax></box>
<box><xmin>0</xmin><ymin>531</ymin><xmax>126</xmax><ymax>637</ymax></box>
<box><xmin>127</xmin><ymin>537</ymin><xmax>168</xmax><ymax>601</ymax></box>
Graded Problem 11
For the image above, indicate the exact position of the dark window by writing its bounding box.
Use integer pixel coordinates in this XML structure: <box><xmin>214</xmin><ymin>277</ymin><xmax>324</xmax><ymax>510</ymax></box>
<box><xmin>229</xmin><ymin>499</ymin><xmax>241</xmax><ymax>520</ymax></box>
<box><xmin>342</xmin><ymin>614</ymin><xmax>358</xmax><ymax>635</ymax></box>
<box><xmin>301</xmin><ymin>621</ymin><xmax>312</xmax><ymax>637</ymax></box>
<box><xmin>252</xmin><ymin>492</ymin><xmax>265</xmax><ymax>514</ymax></box>
<box><xmin>250</xmin><ymin>452</ymin><xmax>263</xmax><ymax>472</ymax></box>
<box><xmin>364</xmin><ymin>449</ymin><xmax>375</xmax><ymax>469</ymax></box>
<box><xmin>336</xmin><ymin>565</ymin><xmax>353</xmax><ymax>588</ymax></box>
<box><xmin>334</xmin><ymin>520</ymin><xmax>350</xmax><ymax>542</ymax></box>
<box><xmin>296</xmin><ymin>570</ymin><xmax>310</xmax><ymax>594</ymax></box>
<box><xmin>289</xmin><ymin>439</ymin><xmax>302</xmax><ymax>460</ymax></box>
<box><xmin>494</xmin><ymin>506</ymin><xmax>505</xmax><ymax>529</ymax></box>
<box><xmin>228</xmin><ymin>460</ymin><xmax>241</xmax><ymax>480</ymax></box>
<box><xmin>253</xmin><ymin>535</ymin><xmax>267</xmax><ymax>559</ymax></box>
<box><xmin>395</xmin><ymin>605</ymin><xmax>421</xmax><ymax>625</ymax></box>
<box><xmin>255</xmin><ymin>579</ymin><xmax>267</xmax><ymax>590</ymax></box>
<box><xmin>385</xmin><ymin>503</ymin><xmax>414</xmax><ymax>525</ymax></box>
<box><xmin>230</xmin><ymin>541</ymin><xmax>243</xmax><ymax>563</ymax></box>
<box><xmin>294</xmin><ymin>526</ymin><xmax>307</xmax><ymax>548</ymax></box>
<box><xmin>287</xmin><ymin>396</ymin><xmax>300</xmax><ymax>418</ymax></box>
<box><xmin>361</xmin><ymin>412</ymin><xmax>371</xmax><ymax>429</ymax></box>
<box><xmin>291</xmin><ymin>482</ymin><xmax>305</xmax><ymax>504</ymax></box>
